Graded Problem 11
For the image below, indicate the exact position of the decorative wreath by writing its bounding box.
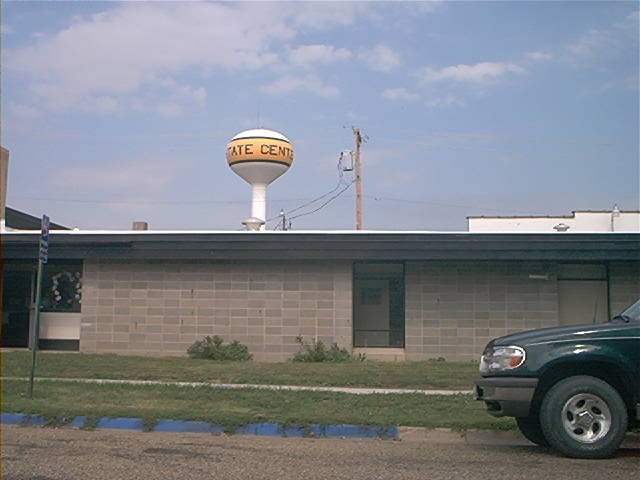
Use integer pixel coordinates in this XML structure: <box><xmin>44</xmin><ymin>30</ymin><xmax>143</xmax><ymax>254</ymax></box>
<box><xmin>50</xmin><ymin>271</ymin><xmax>82</xmax><ymax>308</ymax></box>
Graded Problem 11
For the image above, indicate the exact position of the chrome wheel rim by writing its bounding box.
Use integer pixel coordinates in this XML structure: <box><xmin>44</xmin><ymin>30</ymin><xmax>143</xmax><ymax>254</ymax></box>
<box><xmin>561</xmin><ymin>393</ymin><xmax>611</xmax><ymax>444</ymax></box>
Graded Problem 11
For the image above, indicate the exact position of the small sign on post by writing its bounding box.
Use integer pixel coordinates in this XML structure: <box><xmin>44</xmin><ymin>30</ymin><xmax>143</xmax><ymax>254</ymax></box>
<box><xmin>28</xmin><ymin>215</ymin><xmax>50</xmax><ymax>398</ymax></box>
<box><xmin>39</xmin><ymin>215</ymin><xmax>50</xmax><ymax>263</ymax></box>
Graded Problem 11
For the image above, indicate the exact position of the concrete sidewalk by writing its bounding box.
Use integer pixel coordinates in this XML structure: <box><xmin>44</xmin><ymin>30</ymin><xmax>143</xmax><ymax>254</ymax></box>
<box><xmin>2</xmin><ymin>376</ymin><xmax>472</xmax><ymax>395</ymax></box>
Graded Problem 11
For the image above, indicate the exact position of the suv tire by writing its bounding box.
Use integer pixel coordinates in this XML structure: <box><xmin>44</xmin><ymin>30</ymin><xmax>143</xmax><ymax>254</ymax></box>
<box><xmin>516</xmin><ymin>414</ymin><xmax>548</xmax><ymax>446</ymax></box>
<box><xmin>540</xmin><ymin>375</ymin><xmax>627</xmax><ymax>458</ymax></box>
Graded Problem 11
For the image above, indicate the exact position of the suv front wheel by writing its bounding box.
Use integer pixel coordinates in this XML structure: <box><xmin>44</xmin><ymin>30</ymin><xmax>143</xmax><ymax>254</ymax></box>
<box><xmin>516</xmin><ymin>414</ymin><xmax>549</xmax><ymax>446</ymax></box>
<box><xmin>540</xmin><ymin>375</ymin><xmax>627</xmax><ymax>458</ymax></box>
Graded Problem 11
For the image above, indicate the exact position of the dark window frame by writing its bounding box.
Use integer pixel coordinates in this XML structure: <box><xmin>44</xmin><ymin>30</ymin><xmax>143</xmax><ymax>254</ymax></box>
<box><xmin>40</xmin><ymin>261</ymin><xmax>83</xmax><ymax>313</ymax></box>
<box><xmin>352</xmin><ymin>261</ymin><xmax>406</xmax><ymax>348</ymax></box>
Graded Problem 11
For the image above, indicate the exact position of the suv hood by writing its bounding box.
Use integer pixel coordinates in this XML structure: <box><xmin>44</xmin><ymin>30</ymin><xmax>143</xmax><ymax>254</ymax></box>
<box><xmin>491</xmin><ymin>321</ymin><xmax>634</xmax><ymax>348</ymax></box>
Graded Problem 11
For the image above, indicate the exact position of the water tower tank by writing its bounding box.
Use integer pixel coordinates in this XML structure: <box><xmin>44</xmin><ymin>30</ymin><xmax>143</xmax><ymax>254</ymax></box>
<box><xmin>226</xmin><ymin>128</ymin><xmax>294</xmax><ymax>230</ymax></box>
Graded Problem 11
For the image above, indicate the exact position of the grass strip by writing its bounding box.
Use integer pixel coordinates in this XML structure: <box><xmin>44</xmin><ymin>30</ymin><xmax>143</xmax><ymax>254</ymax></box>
<box><xmin>2</xmin><ymin>379</ymin><xmax>514</xmax><ymax>431</ymax></box>
<box><xmin>2</xmin><ymin>352</ymin><xmax>479</xmax><ymax>390</ymax></box>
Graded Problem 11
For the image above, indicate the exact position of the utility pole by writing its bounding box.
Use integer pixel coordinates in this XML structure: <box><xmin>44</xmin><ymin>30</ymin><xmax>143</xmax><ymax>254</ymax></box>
<box><xmin>353</xmin><ymin>127</ymin><xmax>364</xmax><ymax>230</ymax></box>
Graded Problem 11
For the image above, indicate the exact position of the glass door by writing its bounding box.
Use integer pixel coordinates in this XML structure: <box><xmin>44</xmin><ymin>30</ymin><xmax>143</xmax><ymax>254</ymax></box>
<box><xmin>353</xmin><ymin>262</ymin><xmax>405</xmax><ymax>347</ymax></box>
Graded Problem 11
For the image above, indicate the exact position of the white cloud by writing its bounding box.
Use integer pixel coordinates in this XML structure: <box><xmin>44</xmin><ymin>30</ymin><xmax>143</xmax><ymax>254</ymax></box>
<box><xmin>525</xmin><ymin>51</ymin><xmax>554</xmax><ymax>62</ymax></box>
<box><xmin>562</xmin><ymin>10</ymin><xmax>638</xmax><ymax>65</ymax></box>
<box><xmin>565</xmin><ymin>28</ymin><xmax>612</xmax><ymax>59</ymax></box>
<box><xmin>359</xmin><ymin>45</ymin><xmax>401</xmax><ymax>72</ymax></box>
<box><xmin>288</xmin><ymin>44</ymin><xmax>352</xmax><ymax>67</ymax></box>
<box><xmin>146</xmin><ymin>78</ymin><xmax>207</xmax><ymax>117</ymax></box>
<box><xmin>5</xmin><ymin>2</ymin><xmax>358</xmax><ymax>114</ymax></box>
<box><xmin>1</xmin><ymin>24</ymin><xmax>13</xmax><ymax>34</ymax></box>
<box><xmin>419</xmin><ymin>62</ymin><xmax>525</xmax><ymax>84</ymax></box>
<box><xmin>382</xmin><ymin>88</ymin><xmax>420</xmax><ymax>102</ymax></box>
<box><xmin>261</xmin><ymin>75</ymin><xmax>339</xmax><ymax>97</ymax></box>
<box><xmin>156</xmin><ymin>79</ymin><xmax>207</xmax><ymax>106</ymax></box>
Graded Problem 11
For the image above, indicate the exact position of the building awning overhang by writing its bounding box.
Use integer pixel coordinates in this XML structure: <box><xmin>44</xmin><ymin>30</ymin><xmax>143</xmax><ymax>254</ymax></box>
<box><xmin>2</xmin><ymin>231</ymin><xmax>639</xmax><ymax>262</ymax></box>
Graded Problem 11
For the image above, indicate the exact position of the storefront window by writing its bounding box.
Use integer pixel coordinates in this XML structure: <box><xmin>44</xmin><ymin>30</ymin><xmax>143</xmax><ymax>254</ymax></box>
<box><xmin>41</xmin><ymin>263</ymin><xmax>82</xmax><ymax>313</ymax></box>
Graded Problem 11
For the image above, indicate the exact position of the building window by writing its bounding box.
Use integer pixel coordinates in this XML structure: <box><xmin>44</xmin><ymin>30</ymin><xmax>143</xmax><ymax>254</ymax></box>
<box><xmin>41</xmin><ymin>263</ymin><xmax>83</xmax><ymax>313</ymax></box>
<box><xmin>361</xmin><ymin>287</ymin><xmax>383</xmax><ymax>305</ymax></box>
<box><xmin>353</xmin><ymin>262</ymin><xmax>405</xmax><ymax>348</ymax></box>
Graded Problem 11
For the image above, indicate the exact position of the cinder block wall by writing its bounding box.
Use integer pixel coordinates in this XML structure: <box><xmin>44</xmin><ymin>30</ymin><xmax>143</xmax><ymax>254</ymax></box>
<box><xmin>405</xmin><ymin>261</ymin><xmax>559</xmax><ymax>362</ymax></box>
<box><xmin>79</xmin><ymin>258</ymin><xmax>637</xmax><ymax>362</ymax></box>
<box><xmin>609</xmin><ymin>261</ymin><xmax>640</xmax><ymax>315</ymax></box>
<box><xmin>80</xmin><ymin>259</ymin><xmax>352</xmax><ymax>361</ymax></box>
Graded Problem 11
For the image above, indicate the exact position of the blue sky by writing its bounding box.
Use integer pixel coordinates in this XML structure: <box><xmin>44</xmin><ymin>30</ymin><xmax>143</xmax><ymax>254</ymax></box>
<box><xmin>2</xmin><ymin>1</ymin><xmax>638</xmax><ymax>230</ymax></box>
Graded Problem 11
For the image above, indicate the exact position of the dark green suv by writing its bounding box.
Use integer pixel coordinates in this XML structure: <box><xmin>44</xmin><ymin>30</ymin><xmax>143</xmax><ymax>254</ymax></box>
<box><xmin>475</xmin><ymin>298</ymin><xmax>640</xmax><ymax>458</ymax></box>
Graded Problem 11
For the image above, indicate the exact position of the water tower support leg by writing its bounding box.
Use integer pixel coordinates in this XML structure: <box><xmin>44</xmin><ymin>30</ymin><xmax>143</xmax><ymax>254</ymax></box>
<box><xmin>251</xmin><ymin>183</ymin><xmax>267</xmax><ymax>231</ymax></box>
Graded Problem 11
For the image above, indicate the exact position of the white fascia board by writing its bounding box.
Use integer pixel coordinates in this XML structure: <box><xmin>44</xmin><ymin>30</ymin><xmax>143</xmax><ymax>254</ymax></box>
<box><xmin>2</xmin><ymin>229</ymin><xmax>638</xmax><ymax>236</ymax></box>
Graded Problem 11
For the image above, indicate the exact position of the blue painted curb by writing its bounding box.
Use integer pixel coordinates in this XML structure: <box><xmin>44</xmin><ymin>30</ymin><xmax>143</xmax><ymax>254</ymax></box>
<box><xmin>1</xmin><ymin>413</ymin><xmax>47</xmax><ymax>427</ymax></box>
<box><xmin>1</xmin><ymin>413</ymin><xmax>398</xmax><ymax>439</ymax></box>
<box><xmin>68</xmin><ymin>416</ymin><xmax>87</xmax><ymax>428</ymax></box>
<box><xmin>1</xmin><ymin>413</ymin><xmax>25</xmax><ymax>425</ymax></box>
<box><xmin>95</xmin><ymin>417</ymin><xmax>146</xmax><ymax>431</ymax></box>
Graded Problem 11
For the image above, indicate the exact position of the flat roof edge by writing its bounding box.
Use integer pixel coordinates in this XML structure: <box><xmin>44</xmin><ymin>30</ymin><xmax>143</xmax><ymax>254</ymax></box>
<box><xmin>2</xmin><ymin>229</ymin><xmax>639</xmax><ymax>236</ymax></box>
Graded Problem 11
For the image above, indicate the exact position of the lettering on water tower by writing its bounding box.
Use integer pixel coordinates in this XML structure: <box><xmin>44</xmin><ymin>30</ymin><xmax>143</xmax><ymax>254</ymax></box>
<box><xmin>226</xmin><ymin>137</ymin><xmax>294</xmax><ymax>167</ymax></box>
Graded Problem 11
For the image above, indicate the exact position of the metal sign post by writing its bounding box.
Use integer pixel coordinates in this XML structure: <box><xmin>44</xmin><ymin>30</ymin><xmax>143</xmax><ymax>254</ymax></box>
<box><xmin>27</xmin><ymin>215</ymin><xmax>49</xmax><ymax>398</ymax></box>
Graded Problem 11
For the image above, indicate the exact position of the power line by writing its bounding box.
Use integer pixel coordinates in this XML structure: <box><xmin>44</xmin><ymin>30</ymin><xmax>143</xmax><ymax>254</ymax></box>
<box><xmin>288</xmin><ymin>180</ymin><xmax>355</xmax><ymax>222</ymax></box>
<box><xmin>11</xmin><ymin>193</ymin><xmax>537</xmax><ymax>216</ymax></box>
<box><xmin>265</xmin><ymin>152</ymin><xmax>353</xmax><ymax>226</ymax></box>
<box><xmin>11</xmin><ymin>195</ymin><xmax>315</xmax><ymax>207</ymax></box>
<box><xmin>279</xmin><ymin>154</ymin><xmax>353</xmax><ymax>216</ymax></box>
<box><xmin>265</xmin><ymin>180</ymin><xmax>354</xmax><ymax>227</ymax></box>
<box><xmin>284</xmin><ymin>181</ymin><xmax>345</xmax><ymax>216</ymax></box>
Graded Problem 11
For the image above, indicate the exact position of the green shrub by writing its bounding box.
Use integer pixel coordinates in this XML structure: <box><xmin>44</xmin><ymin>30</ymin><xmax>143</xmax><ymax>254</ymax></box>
<box><xmin>187</xmin><ymin>335</ymin><xmax>253</xmax><ymax>361</ymax></box>
<box><xmin>291</xmin><ymin>336</ymin><xmax>363</xmax><ymax>363</ymax></box>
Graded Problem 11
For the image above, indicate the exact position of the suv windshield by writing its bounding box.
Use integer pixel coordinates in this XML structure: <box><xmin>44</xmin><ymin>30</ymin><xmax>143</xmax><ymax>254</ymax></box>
<box><xmin>612</xmin><ymin>299</ymin><xmax>640</xmax><ymax>323</ymax></box>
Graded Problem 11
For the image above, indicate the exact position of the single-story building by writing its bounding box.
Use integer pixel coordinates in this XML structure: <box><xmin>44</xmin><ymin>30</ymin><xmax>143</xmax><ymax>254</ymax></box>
<box><xmin>2</xmin><ymin>227</ymin><xmax>639</xmax><ymax>361</ymax></box>
<box><xmin>468</xmin><ymin>209</ymin><xmax>640</xmax><ymax>232</ymax></box>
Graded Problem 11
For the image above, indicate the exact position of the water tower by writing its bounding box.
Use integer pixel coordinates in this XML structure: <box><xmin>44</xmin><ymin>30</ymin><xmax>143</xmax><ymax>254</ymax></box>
<box><xmin>226</xmin><ymin>128</ymin><xmax>294</xmax><ymax>230</ymax></box>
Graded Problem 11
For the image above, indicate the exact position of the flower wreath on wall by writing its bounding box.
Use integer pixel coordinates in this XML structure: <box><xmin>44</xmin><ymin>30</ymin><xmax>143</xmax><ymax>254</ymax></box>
<box><xmin>48</xmin><ymin>270</ymin><xmax>82</xmax><ymax>310</ymax></box>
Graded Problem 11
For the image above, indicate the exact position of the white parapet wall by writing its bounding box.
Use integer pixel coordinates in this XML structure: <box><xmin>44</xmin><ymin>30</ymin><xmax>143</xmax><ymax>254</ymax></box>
<box><xmin>468</xmin><ymin>210</ymin><xmax>640</xmax><ymax>232</ymax></box>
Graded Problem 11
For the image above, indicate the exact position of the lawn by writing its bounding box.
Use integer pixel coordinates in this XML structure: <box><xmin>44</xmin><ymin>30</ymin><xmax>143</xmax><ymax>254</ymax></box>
<box><xmin>2</xmin><ymin>351</ymin><xmax>479</xmax><ymax>390</ymax></box>
<box><xmin>2</xmin><ymin>351</ymin><xmax>509</xmax><ymax>430</ymax></box>
<box><xmin>1</xmin><ymin>379</ymin><xmax>515</xmax><ymax>431</ymax></box>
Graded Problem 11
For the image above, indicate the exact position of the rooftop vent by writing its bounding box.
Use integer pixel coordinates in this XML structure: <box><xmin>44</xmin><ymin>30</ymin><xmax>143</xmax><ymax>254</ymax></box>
<box><xmin>242</xmin><ymin>217</ymin><xmax>265</xmax><ymax>231</ymax></box>
<box><xmin>132</xmin><ymin>221</ymin><xmax>149</xmax><ymax>231</ymax></box>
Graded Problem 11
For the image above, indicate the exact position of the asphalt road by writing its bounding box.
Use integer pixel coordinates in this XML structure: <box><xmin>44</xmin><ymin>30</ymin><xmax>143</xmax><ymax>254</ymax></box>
<box><xmin>2</xmin><ymin>426</ymin><xmax>639</xmax><ymax>480</ymax></box>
